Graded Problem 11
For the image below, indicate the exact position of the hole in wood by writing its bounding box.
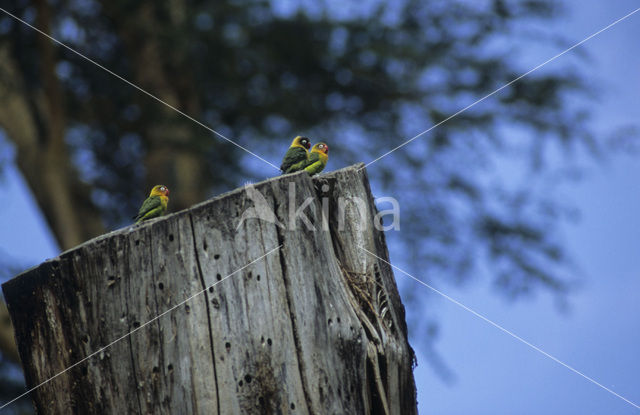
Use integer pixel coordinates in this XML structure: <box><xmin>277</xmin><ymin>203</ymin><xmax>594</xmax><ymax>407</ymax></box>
<box><xmin>185</xmin><ymin>305</ymin><xmax>191</xmax><ymax>314</ymax></box>
<box><xmin>261</xmin><ymin>336</ymin><xmax>265</xmax><ymax>344</ymax></box>
<box><xmin>256</xmin><ymin>274</ymin><xmax>261</xmax><ymax>281</ymax></box>
<box><xmin>211</xmin><ymin>298</ymin><xmax>220</xmax><ymax>309</ymax></box>
<box><xmin>208</xmin><ymin>286</ymin><xmax>214</xmax><ymax>293</ymax></box>
<box><xmin>225</xmin><ymin>342</ymin><xmax>231</xmax><ymax>351</ymax></box>
<box><xmin>267</xmin><ymin>338</ymin><xmax>272</xmax><ymax>346</ymax></box>
<box><xmin>258</xmin><ymin>397</ymin><xmax>265</xmax><ymax>406</ymax></box>
<box><xmin>244</xmin><ymin>374</ymin><xmax>252</xmax><ymax>384</ymax></box>
<box><xmin>290</xmin><ymin>403</ymin><xmax>295</xmax><ymax>410</ymax></box>
<box><xmin>247</xmin><ymin>271</ymin><xmax>252</xmax><ymax>279</ymax></box>
<box><xmin>203</xmin><ymin>240</ymin><xmax>208</xmax><ymax>251</ymax></box>
<box><xmin>169</xmin><ymin>234</ymin><xmax>174</xmax><ymax>242</ymax></box>
<box><xmin>328</xmin><ymin>318</ymin><xmax>332</xmax><ymax>325</ymax></box>
<box><xmin>337</xmin><ymin>317</ymin><xmax>341</xmax><ymax>323</ymax></box>
<box><xmin>81</xmin><ymin>335</ymin><xmax>89</xmax><ymax>343</ymax></box>
<box><xmin>168</xmin><ymin>364</ymin><xmax>173</xmax><ymax>371</ymax></box>
<box><xmin>214</xmin><ymin>254</ymin><xmax>220</xmax><ymax>260</ymax></box>
<box><xmin>133</xmin><ymin>321</ymin><xmax>140</xmax><ymax>328</ymax></box>
<box><xmin>366</xmin><ymin>358</ymin><xmax>385</xmax><ymax>414</ymax></box>
<box><xmin>135</xmin><ymin>240</ymin><xmax>140</xmax><ymax>246</ymax></box>
<box><xmin>152</xmin><ymin>366</ymin><xmax>159</xmax><ymax>373</ymax></box>
<box><xmin>158</xmin><ymin>282</ymin><xmax>164</xmax><ymax>290</ymax></box>
<box><xmin>238</xmin><ymin>380</ymin><xmax>243</xmax><ymax>387</ymax></box>
<box><xmin>216</xmin><ymin>273</ymin><xmax>222</xmax><ymax>281</ymax></box>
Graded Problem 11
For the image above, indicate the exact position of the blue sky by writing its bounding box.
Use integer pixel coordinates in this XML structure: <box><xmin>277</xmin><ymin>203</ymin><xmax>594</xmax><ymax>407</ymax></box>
<box><xmin>1</xmin><ymin>1</ymin><xmax>639</xmax><ymax>414</ymax></box>
<box><xmin>408</xmin><ymin>1</ymin><xmax>640</xmax><ymax>414</ymax></box>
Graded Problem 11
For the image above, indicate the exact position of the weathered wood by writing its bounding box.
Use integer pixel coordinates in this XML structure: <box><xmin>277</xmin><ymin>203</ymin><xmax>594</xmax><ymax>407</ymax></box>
<box><xmin>3</xmin><ymin>164</ymin><xmax>417</xmax><ymax>414</ymax></box>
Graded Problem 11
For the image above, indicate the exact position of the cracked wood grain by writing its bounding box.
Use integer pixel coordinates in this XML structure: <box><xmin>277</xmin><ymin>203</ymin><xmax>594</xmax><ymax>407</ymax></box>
<box><xmin>2</xmin><ymin>164</ymin><xmax>416</xmax><ymax>414</ymax></box>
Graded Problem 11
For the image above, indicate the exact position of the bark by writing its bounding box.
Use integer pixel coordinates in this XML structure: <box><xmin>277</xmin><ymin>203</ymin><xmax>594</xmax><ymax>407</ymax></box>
<box><xmin>3</xmin><ymin>164</ymin><xmax>417</xmax><ymax>414</ymax></box>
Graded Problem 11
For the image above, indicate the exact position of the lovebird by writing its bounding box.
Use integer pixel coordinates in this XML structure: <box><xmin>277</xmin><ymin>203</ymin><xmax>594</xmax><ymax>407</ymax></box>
<box><xmin>280</xmin><ymin>136</ymin><xmax>311</xmax><ymax>174</ymax></box>
<box><xmin>133</xmin><ymin>185</ymin><xmax>170</xmax><ymax>223</ymax></box>
<box><xmin>304</xmin><ymin>142</ymin><xmax>329</xmax><ymax>176</ymax></box>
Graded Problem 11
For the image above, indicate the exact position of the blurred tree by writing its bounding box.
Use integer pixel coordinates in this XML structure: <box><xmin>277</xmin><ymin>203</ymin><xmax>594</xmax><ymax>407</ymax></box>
<box><xmin>0</xmin><ymin>353</ymin><xmax>31</xmax><ymax>415</ymax></box>
<box><xmin>0</xmin><ymin>0</ymin><xmax>612</xmax><ymax>390</ymax></box>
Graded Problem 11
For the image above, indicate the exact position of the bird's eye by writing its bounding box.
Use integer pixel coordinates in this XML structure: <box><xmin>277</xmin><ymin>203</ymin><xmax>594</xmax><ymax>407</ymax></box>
<box><xmin>160</xmin><ymin>186</ymin><xmax>166</xmax><ymax>191</ymax></box>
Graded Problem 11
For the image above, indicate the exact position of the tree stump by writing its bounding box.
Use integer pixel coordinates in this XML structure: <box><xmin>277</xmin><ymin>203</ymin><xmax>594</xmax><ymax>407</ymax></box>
<box><xmin>2</xmin><ymin>164</ymin><xmax>417</xmax><ymax>414</ymax></box>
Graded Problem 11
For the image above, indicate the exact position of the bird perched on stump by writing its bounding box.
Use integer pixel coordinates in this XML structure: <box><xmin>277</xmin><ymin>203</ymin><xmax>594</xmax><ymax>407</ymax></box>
<box><xmin>304</xmin><ymin>142</ymin><xmax>329</xmax><ymax>176</ymax></box>
<box><xmin>134</xmin><ymin>185</ymin><xmax>170</xmax><ymax>223</ymax></box>
<box><xmin>280</xmin><ymin>136</ymin><xmax>311</xmax><ymax>174</ymax></box>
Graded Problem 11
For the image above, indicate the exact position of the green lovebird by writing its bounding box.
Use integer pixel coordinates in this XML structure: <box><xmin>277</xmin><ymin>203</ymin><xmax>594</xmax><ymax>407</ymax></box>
<box><xmin>303</xmin><ymin>142</ymin><xmax>329</xmax><ymax>176</ymax></box>
<box><xmin>133</xmin><ymin>185</ymin><xmax>170</xmax><ymax>223</ymax></box>
<box><xmin>280</xmin><ymin>136</ymin><xmax>311</xmax><ymax>174</ymax></box>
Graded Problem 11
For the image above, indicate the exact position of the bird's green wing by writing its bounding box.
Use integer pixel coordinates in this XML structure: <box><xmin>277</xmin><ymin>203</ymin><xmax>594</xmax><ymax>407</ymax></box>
<box><xmin>134</xmin><ymin>196</ymin><xmax>163</xmax><ymax>222</ymax></box>
<box><xmin>280</xmin><ymin>147</ymin><xmax>308</xmax><ymax>172</ymax></box>
<box><xmin>305</xmin><ymin>151</ymin><xmax>320</xmax><ymax>166</ymax></box>
<box><xmin>139</xmin><ymin>206</ymin><xmax>166</xmax><ymax>222</ymax></box>
<box><xmin>285</xmin><ymin>151</ymin><xmax>315</xmax><ymax>173</ymax></box>
<box><xmin>303</xmin><ymin>154</ymin><xmax>326</xmax><ymax>176</ymax></box>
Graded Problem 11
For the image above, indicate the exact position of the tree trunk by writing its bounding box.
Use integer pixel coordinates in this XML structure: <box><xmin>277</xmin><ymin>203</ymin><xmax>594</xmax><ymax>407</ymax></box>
<box><xmin>100</xmin><ymin>0</ymin><xmax>210</xmax><ymax>212</ymax></box>
<box><xmin>2</xmin><ymin>164</ymin><xmax>417</xmax><ymax>414</ymax></box>
<box><xmin>0</xmin><ymin>11</ymin><xmax>104</xmax><ymax>251</ymax></box>
<box><xmin>0</xmin><ymin>301</ymin><xmax>19</xmax><ymax>363</ymax></box>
